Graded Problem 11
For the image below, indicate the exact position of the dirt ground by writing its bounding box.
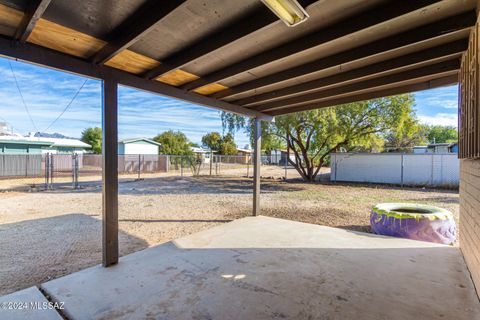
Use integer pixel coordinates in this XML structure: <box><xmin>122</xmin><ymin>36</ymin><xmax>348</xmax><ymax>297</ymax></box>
<box><xmin>0</xmin><ymin>172</ymin><xmax>459</xmax><ymax>295</ymax></box>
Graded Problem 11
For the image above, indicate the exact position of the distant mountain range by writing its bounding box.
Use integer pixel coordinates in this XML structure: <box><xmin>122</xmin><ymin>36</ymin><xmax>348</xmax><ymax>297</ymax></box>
<box><xmin>33</xmin><ymin>132</ymin><xmax>77</xmax><ymax>139</ymax></box>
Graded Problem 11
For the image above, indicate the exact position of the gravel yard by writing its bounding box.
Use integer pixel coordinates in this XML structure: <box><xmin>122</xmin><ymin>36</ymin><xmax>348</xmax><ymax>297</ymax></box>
<box><xmin>0</xmin><ymin>174</ymin><xmax>459</xmax><ymax>295</ymax></box>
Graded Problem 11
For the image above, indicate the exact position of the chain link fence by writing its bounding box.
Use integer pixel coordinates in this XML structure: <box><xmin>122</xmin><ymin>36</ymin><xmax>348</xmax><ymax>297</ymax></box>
<box><xmin>0</xmin><ymin>153</ymin><xmax>300</xmax><ymax>191</ymax></box>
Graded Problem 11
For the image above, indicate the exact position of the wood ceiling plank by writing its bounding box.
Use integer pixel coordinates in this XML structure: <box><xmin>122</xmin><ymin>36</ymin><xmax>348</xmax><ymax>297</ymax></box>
<box><xmin>105</xmin><ymin>50</ymin><xmax>161</xmax><ymax>75</ymax></box>
<box><xmin>143</xmin><ymin>0</ymin><xmax>318</xmax><ymax>80</ymax></box>
<box><xmin>156</xmin><ymin>69</ymin><xmax>199</xmax><ymax>86</ymax></box>
<box><xmin>0</xmin><ymin>3</ymin><xmax>24</xmax><ymax>37</ymax></box>
<box><xmin>92</xmin><ymin>0</ymin><xmax>187</xmax><ymax>65</ymax></box>
<box><xmin>193</xmin><ymin>83</ymin><xmax>228</xmax><ymax>95</ymax></box>
<box><xmin>180</xmin><ymin>0</ymin><xmax>443</xmax><ymax>91</ymax></box>
<box><xmin>229</xmin><ymin>40</ymin><xmax>467</xmax><ymax>105</ymax></box>
<box><xmin>211</xmin><ymin>11</ymin><xmax>475</xmax><ymax>100</ymax></box>
<box><xmin>28</xmin><ymin>19</ymin><xmax>106</xmax><ymax>59</ymax></box>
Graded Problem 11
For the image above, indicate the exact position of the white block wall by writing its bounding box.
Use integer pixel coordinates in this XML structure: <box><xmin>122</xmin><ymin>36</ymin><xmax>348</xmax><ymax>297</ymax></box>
<box><xmin>331</xmin><ymin>153</ymin><xmax>459</xmax><ymax>187</ymax></box>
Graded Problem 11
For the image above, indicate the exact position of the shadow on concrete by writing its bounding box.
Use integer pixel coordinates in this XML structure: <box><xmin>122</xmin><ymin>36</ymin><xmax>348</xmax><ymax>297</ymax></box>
<box><xmin>0</xmin><ymin>213</ymin><xmax>148</xmax><ymax>296</ymax></box>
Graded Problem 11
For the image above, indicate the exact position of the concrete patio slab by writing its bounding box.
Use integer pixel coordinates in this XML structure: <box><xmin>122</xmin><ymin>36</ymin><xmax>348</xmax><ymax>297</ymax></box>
<box><xmin>40</xmin><ymin>216</ymin><xmax>479</xmax><ymax>320</ymax></box>
<box><xmin>0</xmin><ymin>286</ymin><xmax>62</xmax><ymax>320</ymax></box>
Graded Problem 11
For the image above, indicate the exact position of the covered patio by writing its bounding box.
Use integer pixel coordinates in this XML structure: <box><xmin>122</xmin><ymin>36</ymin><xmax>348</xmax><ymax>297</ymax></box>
<box><xmin>0</xmin><ymin>0</ymin><xmax>479</xmax><ymax>318</ymax></box>
<box><xmin>2</xmin><ymin>216</ymin><xmax>479</xmax><ymax>319</ymax></box>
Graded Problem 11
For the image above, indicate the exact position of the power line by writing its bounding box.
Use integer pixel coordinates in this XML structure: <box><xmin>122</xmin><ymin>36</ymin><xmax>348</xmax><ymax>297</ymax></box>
<box><xmin>8</xmin><ymin>60</ymin><xmax>38</xmax><ymax>132</ymax></box>
<box><xmin>43</xmin><ymin>79</ymin><xmax>88</xmax><ymax>132</ymax></box>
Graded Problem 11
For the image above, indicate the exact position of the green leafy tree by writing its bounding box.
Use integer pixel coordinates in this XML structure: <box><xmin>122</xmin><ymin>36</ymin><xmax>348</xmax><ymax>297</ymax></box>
<box><xmin>201</xmin><ymin>131</ymin><xmax>238</xmax><ymax>155</ymax></box>
<box><xmin>201</xmin><ymin>132</ymin><xmax>222</xmax><ymax>151</ymax></box>
<box><xmin>424</xmin><ymin>125</ymin><xmax>458</xmax><ymax>143</ymax></box>
<box><xmin>81</xmin><ymin>127</ymin><xmax>102</xmax><ymax>154</ymax></box>
<box><xmin>384</xmin><ymin>106</ymin><xmax>427</xmax><ymax>151</ymax></box>
<box><xmin>153</xmin><ymin>130</ymin><xmax>192</xmax><ymax>155</ymax></box>
<box><xmin>220</xmin><ymin>133</ymin><xmax>238</xmax><ymax>155</ymax></box>
<box><xmin>222</xmin><ymin>94</ymin><xmax>417</xmax><ymax>182</ymax></box>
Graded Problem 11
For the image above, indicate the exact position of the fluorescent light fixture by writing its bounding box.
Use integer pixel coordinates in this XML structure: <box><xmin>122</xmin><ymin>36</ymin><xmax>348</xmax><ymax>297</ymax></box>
<box><xmin>261</xmin><ymin>0</ymin><xmax>309</xmax><ymax>27</ymax></box>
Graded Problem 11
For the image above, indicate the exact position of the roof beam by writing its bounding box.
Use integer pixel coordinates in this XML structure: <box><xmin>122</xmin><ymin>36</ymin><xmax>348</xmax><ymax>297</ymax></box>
<box><xmin>232</xmin><ymin>39</ymin><xmax>467</xmax><ymax>106</ymax></box>
<box><xmin>268</xmin><ymin>75</ymin><xmax>458</xmax><ymax>116</ymax></box>
<box><xmin>211</xmin><ymin>11</ymin><xmax>475</xmax><ymax>100</ymax></box>
<box><xmin>91</xmin><ymin>0</ymin><xmax>186</xmax><ymax>65</ymax></box>
<box><xmin>180</xmin><ymin>0</ymin><xmax>443</xmax><ymax>91</ymax></box>
<box><xmin>253</xmin><ymin>59</ymin><xmax>460</xmax><ymax>112</ymax></box>
<box><xmin>0</xmin><ymin>36</ymin><xmax>271</xmax><ymax>120</ymax></box>
<box><xmin>143</xmin><ymin>0</ymin><xmax>318</xmax><ymax>80</ymax></box>
<box><xmin>14</xmin><ymin>0</ymin><xmax>52</xmax><ymax>42</ymax></box>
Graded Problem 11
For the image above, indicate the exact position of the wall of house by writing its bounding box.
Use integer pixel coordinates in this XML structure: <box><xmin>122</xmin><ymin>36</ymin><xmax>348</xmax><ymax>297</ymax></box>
<box><xmin>119</xmin><ymin>141</ymin><xmax>159</xmax><ymax>155</ymax></box>
<box><xmin>458</xmin><ymin>15</ymin><xmax>480</xmax><ymax>294</ymax></box>
<box><xmin>460</xmin><ymin>159</ymin><xmax>480</xmax><ymax>292</ymax></box>
<box><xmin>0</xmin><ymin>143</ymin><xmax>45</xmax><ymax>154</ymax></box>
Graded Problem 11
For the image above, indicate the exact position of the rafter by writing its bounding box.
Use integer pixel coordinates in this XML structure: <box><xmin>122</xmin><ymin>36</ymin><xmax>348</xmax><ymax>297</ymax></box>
<box><xmin>180</xmin><ymin>0</ymin><xmax>443</xmax><ymax>91</ymax></box>
<box><xmin>267</xmin><ymin>75</ymin><xmax>458</xmax><ymax>116</ymax></box>
<box><xmin>143</xmin><ymin>0</ymin><xmax>318</xmax><ymax>80</ymax></box>
<box><xmin>228</xmin><ymin>40</ymin><xmax>467</xmax><ymax>106</ymax></box>
<box><xmin>0</xmin><ymin>36</ymin><xmax>271</xmax><ymax>120</ymax></box>
<box><xmin>210</xmin><ymin>11</ymin><xmax>474</xmax><ymax>100</ymax></box>
<box><xmin>253</xmin><ymin>59</ymin><xmax>460</xmax><ymax>112</ymax></box>
<box><xmin>14</xmin><ymin>0</ymin><xmax>52</xmax><ymax>42</ymax></box>
<box><xmin>91</xmin><ymin>0</ymin><xmax>186</xmax><ymax>65</ymax></box>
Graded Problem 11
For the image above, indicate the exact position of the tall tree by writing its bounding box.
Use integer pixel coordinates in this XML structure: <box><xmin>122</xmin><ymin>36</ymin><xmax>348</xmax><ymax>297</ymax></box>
<box><xmin>153</xmin><ymin>130</ymin><xmax>192</xmax><ymax>155</ymax></box>
<box><xmin>424</xmin><ymin>125</ymin><xmax>458</xmax><ymax>143</ymax></box>
<box><xmin>222</xmin><ymin>94</ymin><xmax>417</xmax><ymax>182</ymax></box>
<box><xmin>220</xmin><ymin>133</ymin><xmax>238</xmax><ymax>155</ymax></box>
<box><xmin>81</xmin><ymin>127</ymin><xmax>102</xmax><ymax>154</ymax></box>
<box><xmin>384</xmin><ymin>110</ymin><xmax>427</xmax><ymax>152</ymax></box>
<box><xmin>201</xmin><ymin>132</ymin><xmax>222</xmax><ymax>151</ymax></box>
<box><xmin>201</xmin><ymin>131</ymin><xmax>238</xmax><ymax>155</ymax></box>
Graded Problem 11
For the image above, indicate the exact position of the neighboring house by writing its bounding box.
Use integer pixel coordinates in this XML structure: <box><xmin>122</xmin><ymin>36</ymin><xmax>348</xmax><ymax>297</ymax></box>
<box><xmin>266</xmin><ymin>149</ymin><xmax>297</xmax><ymax>165</ymax></box>
<box><xmin>237</xmin><ymin>148</ymin><xmax>253</xmax><ymax>164</ymax></box>
<box><xmin>449</xmin><ymin>143</ymin><xmax>459</xmax><ymax>153</ymax></box>
<box><xmin>191</xmin><ymin>147</ymin><xmax>213</xmax><ymax>164</ymax></box>
<box><xmin>0</xmin><ymin>135</ymin><xmax>91</xmax><ymax>154</ymax></box>
<box><xmin>413</xmin><ymin>146</ymin><xmax>428</xmax><ymax>154</ymax></box>
<box><xmin>118</xmin><ymin>138</ymin><xmax>161</xmax><ymax>155</ymax></box>
<box><xmin>413</xmin><ymin>143</ymin><xmax>458</xmax><ymax>154</ymax></box>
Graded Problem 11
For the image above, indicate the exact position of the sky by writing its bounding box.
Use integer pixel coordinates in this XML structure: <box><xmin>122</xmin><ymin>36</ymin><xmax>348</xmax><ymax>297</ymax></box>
<box><xmin>0</xmin><ymin>57</ymin><xmax>458</xmax><ymax>146</ymax></box>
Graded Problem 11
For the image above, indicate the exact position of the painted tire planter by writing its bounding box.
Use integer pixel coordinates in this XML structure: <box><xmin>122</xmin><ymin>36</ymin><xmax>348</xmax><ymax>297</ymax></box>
<box><xmin>370</xmin><ymin>203</ymin><xmax>456</xmax><ymax>245</ymax></box>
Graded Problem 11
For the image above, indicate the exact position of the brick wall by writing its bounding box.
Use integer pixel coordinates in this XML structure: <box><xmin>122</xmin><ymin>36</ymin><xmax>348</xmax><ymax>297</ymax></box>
<box><xmin>460</xmin><ymin>159</ymin><xmax>480</xmax><ymax>293</ymax></box>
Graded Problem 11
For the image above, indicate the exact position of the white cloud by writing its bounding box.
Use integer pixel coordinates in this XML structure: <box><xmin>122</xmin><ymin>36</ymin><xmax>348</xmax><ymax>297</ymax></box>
<box><xmin>418</xmin><ymin>113</ymin><xmax>458</xmax><ymax>127</ymax></box>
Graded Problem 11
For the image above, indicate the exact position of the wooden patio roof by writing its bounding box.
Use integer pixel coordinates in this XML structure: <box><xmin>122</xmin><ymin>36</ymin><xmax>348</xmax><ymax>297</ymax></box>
<box><xmin>0</xmin><ymin>0</ymin><xmax>477</xmax><ymax>118</ymax></box>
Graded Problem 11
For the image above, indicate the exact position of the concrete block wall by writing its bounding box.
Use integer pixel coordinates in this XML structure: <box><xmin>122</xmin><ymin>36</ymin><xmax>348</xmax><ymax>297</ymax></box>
<box><xmin>460</xmin><ymin>159</ymin><xmax>480</xmax><ymax>293</ymax></box>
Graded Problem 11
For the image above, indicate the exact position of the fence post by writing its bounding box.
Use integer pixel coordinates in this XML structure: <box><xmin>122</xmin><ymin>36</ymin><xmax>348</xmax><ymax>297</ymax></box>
<box><xmin>400</xmin><ymin>154</ymin><xmax>404</xmax><ymax>187</ymax></box>
<box><xmin>181</xmin><ymin>156</ymin><xmax>184</xmax><ymax>177</ymax></box>
<box><xmin>209</xmin><ymin>151</ymin><xmax>213</xmax><ymax>176</ymax></box>
<box><xmin>334</xmin><ymin>154</ymin><xmax>337</xmax><ymax>183</ymax></box>
<box><xmin>75</xmin><ymin>154</ymin><xmax>79</xmax><ymax>189</ymax></box>
<box><xmin>138</xmin><ymin>154</ymin><xmax>141</xmax><ymax>180</ymax></box>
<box><xmin>50</xmin><ymin>153</ymin><xmax>54</xmax><ymax>188</ymax></box>
<box><xmin>247</xmin><ymin>156</ymin><xmax>250</xmax><ymax>178</ymax></box>
<box><xmin>44</xmin><ymin>153</ymin><xmax>49</xmax><ymax>189</ymax></box>
<box><xmin>25</xmin><ymin>154</ymin><xmax>29</xmax><ymax>177</ymax></box>
<box><xmin>431</xmin><ymin>154</ymin><xmax>434</xmax><ymax>186</ymax></box>
<box><xmin>72</xmin><ymin>154</ymin><xmax>75</xmax><ymax>188</ymax></box>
